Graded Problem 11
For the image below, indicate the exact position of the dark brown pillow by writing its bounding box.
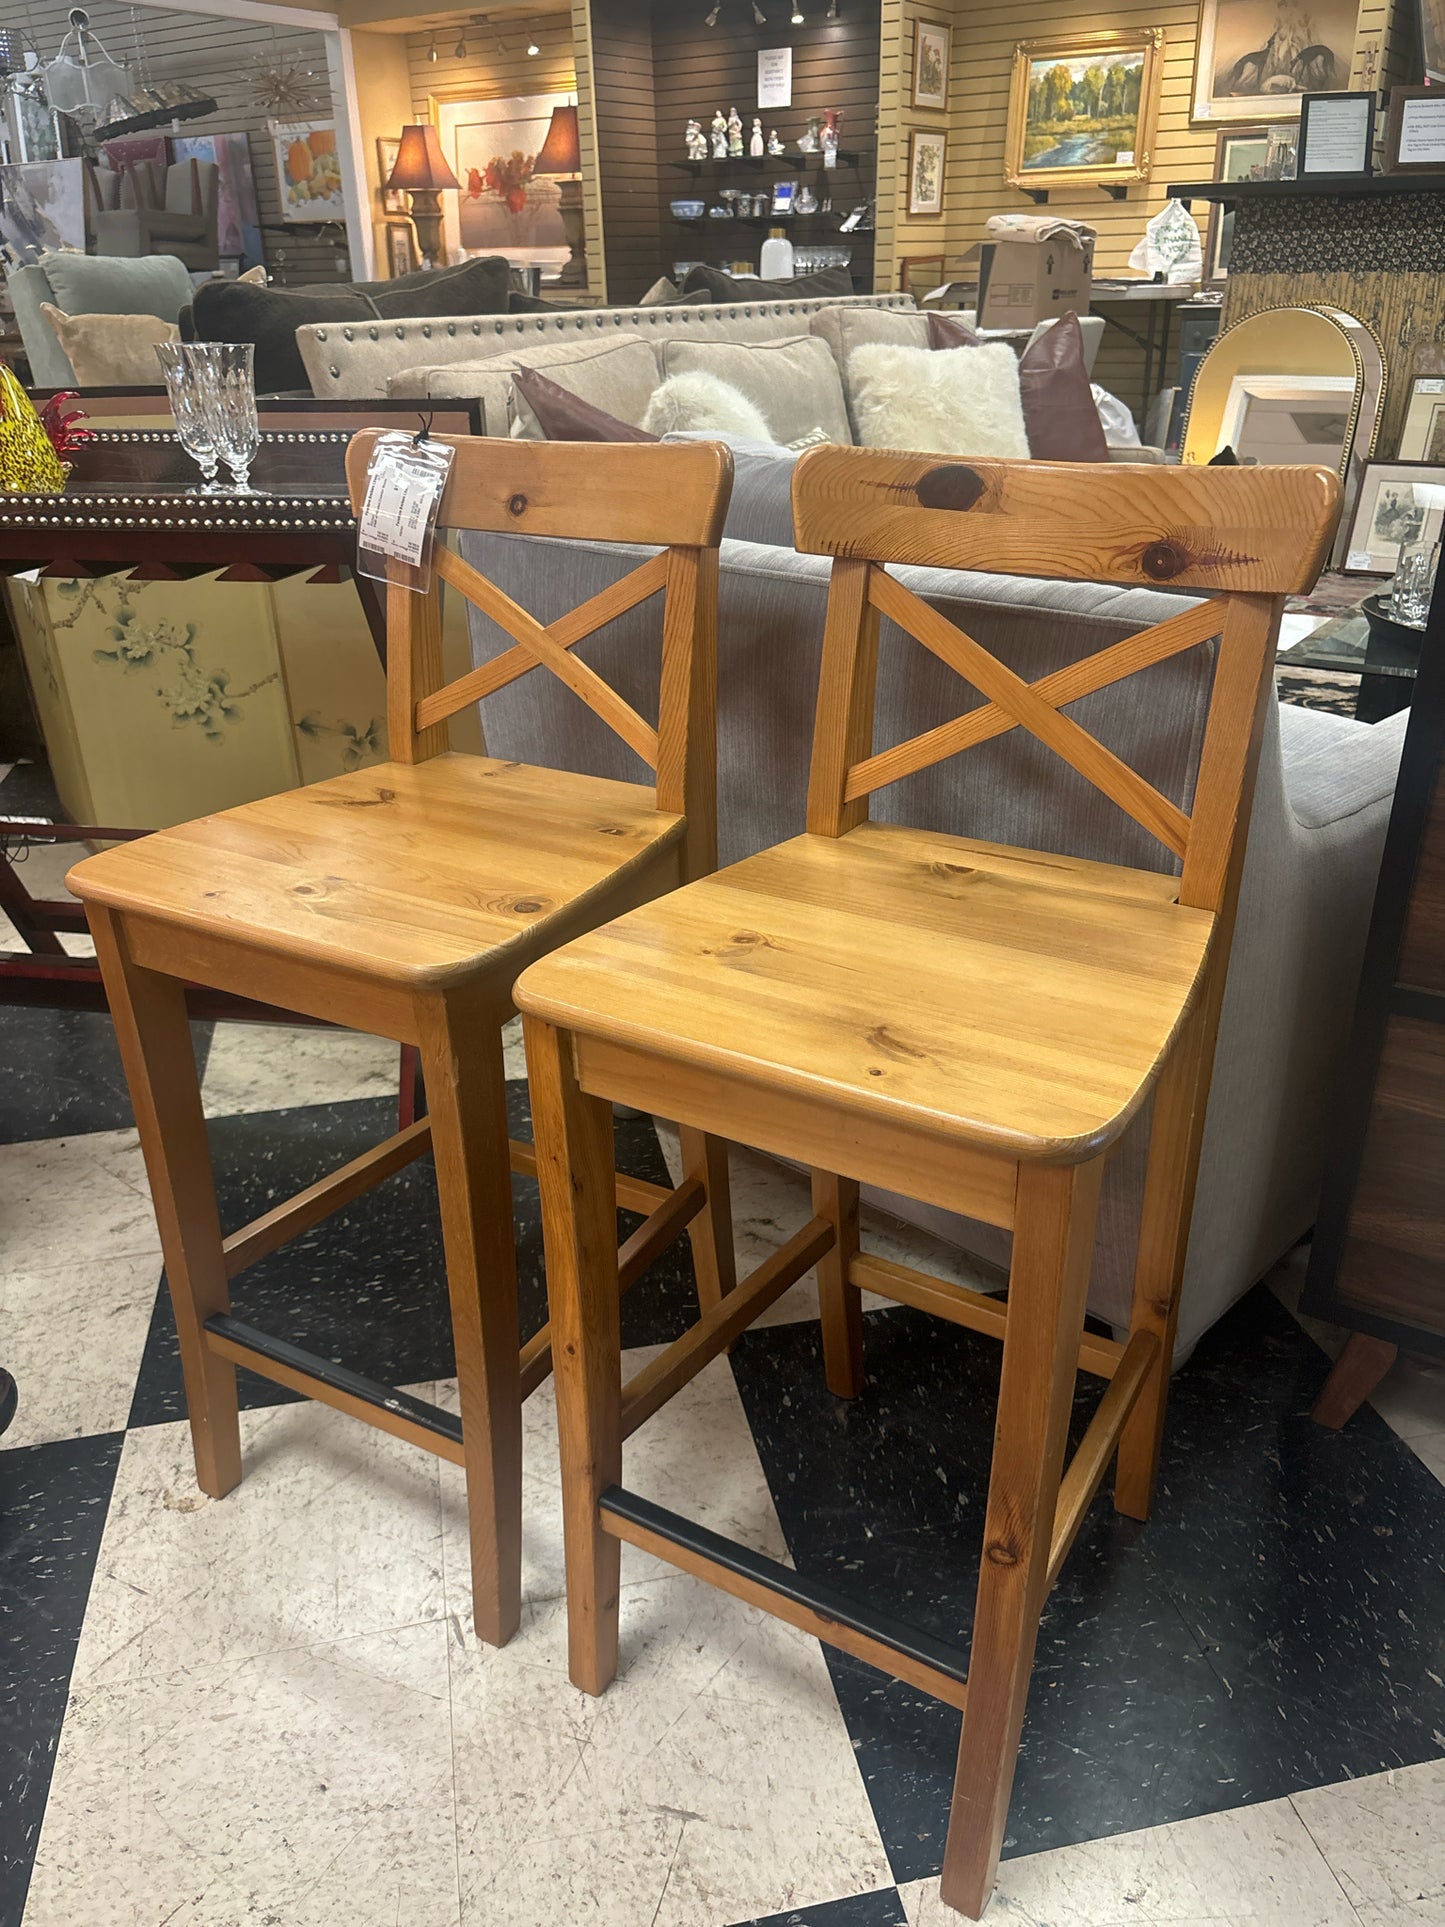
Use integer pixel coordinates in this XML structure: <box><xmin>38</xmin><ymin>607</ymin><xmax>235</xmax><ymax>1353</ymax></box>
<box><xmin>681</xmin><ymin>263</ymin><xmax>855</xmax><ymax>304</ymax></box>
<box><xmin>512</xmin><ymin>366</ymin><xmax>660</xmax><ymax>443</ymax></box>
<box><xmin>927</xmin><ymin>310</ymin><xmax>982</xmax><ymax>350</ymax></box>
<box><xmin>1016</xmin><ymin>312</ymin><xmax>1109</xmax><ymax>462</ymax></box>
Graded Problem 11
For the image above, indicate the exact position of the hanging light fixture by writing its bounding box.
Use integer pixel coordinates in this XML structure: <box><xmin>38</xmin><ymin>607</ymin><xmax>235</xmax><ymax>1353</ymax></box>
<box><xmin>41</xmin><ymin>9</ymin><xmax>130</xmax><ymax>128</ymax></box>
<box><xmin>453</xmin><ymin>29</ymin><xmax>467</xmax><ymax>57</ymax></box>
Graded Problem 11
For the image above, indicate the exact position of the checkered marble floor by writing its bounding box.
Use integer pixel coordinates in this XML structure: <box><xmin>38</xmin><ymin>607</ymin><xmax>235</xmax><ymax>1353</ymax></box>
<box><xmin>2</xmin><ymin>777</ymin><xmax>1444</xmax><ymax>1925</ymax></box>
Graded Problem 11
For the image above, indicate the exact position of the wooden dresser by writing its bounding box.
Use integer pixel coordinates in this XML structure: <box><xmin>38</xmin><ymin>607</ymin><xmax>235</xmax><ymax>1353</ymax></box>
<box><xmin>1304</xmin><ymin>583</ymin><xmax>1445</xmax><ymax>1422</ymax></box>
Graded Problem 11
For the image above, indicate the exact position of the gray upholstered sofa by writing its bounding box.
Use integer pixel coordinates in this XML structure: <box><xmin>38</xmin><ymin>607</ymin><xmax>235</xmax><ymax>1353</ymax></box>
<box><xmin>457</xmin><ymin>437</ymin><xmax>1402</xmax><ymax>1357</ymax></box>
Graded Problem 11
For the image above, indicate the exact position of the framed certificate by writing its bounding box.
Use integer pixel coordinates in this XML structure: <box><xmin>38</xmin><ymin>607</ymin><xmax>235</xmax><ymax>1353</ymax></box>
<box><xmin>1297</xmin><ymin>90</ymin><xmax>1375</xmax><ymax>176</ymax></box>
<box><xmin>1384</xmin><ymin>86</ymin><xmax>1445</xmax><ymax>173</ymax></box>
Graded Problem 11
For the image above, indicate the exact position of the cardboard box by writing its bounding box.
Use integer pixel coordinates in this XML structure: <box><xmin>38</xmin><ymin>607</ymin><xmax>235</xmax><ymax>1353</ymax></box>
<box><xmin>973</xmin><ymin>227</ymin><xmax>1094</xmax><ymax>330</ymax></box>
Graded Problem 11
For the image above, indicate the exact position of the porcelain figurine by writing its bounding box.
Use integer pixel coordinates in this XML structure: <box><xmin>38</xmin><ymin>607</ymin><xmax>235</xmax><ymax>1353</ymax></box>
<box><xmin>727</xmin><ymin>106</ymin><xmax>744</xmax><ymax>157</ymax></box>
<box><xmin>711</xmin><ymin>109</ymin><xmax>729</xmax><ymax>159</ymax></box>
<box><xmin>685</xmin><ymin>118</ymin><xmax>708</xmax><ymax>161</ymax></box>
<box><xmin>749</xmin><ymin>116</ymin><xmax>765</xmax><ymax>158</ymax></box>
<box><xmin>797</xmin><ymin>116</ymin><xmax>821</xmax><ymax>153</ymax></box>
<box><xmin>767</xmin><ymin>128</ymin><xmax>784</xmax><ymax>155</ymax></box>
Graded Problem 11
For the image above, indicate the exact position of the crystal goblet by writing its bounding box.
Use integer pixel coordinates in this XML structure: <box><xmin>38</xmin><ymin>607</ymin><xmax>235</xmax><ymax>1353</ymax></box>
<box><xmin>154</xmin><ymin>340</ymin><xmax>223</xmax><ymax>493</ymax></box>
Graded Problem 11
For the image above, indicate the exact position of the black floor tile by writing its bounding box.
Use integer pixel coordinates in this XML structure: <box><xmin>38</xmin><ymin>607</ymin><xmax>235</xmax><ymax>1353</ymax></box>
<box><xmin>0</xmin><ymin>761</ymin><xmax>65</xmax><ymax>820</ymax></box>
<box><xmin>0</xmin><ymin>1431</ymin><xmax>122</xmax><ymax>1927</ymax></box>
<box><xmin>129</xmin><ymin>1083</ymin><xmax>706</xmax><ymax>1429</ymax></box>
<box><xmin>0</xmin><ymin>1005</ymin><xmax>212</xmax><ymax>1146</ymax></box>
<box><xmin>730</xmin><ymin>1888</ymin><xmax>909</xmax><ymax>1927</ymax></box>
<box><xmin>730</xmin><ymin>1287</ymin><xmax>1445</xmax><ymax>1884</ymax></box>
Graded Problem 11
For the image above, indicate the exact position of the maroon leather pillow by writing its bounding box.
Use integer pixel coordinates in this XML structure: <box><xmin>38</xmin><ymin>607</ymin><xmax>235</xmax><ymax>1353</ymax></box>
<box><xmin>1016</xmin><ymin>312</ymin><xmax>1109</xmax><ymax>462</ymax></box>
<box><xmin>512</xmin><ymin>365</ymin><xmax>660</xmax><ymax>443</ymax></box>
<box><xmin>927</xmin><ymin>310</ymin><xmax>982</xmax><ymax>350</ymax></box>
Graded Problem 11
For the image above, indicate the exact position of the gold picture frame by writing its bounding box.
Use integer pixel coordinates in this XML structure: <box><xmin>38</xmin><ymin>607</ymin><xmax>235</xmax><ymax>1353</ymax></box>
<box><xmin>377</xmin><ymin>136</ymin><xmax>405</xmax><ymax>215</ymax></box>
<box><xmin>1005</xmin><ymin>30</ymin><xmax>1164</xmax><ymax>191</ymax></box>
<box><xmin>911</xmin><ymin>19</ymin><xmax>951</xmax><ymax>111</ymax></box>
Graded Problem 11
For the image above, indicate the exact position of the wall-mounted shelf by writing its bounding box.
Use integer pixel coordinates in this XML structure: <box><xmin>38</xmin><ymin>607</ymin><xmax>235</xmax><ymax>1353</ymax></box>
<box><xmin>670</xmin><ymin>152</ymin><xmax>865</xmax><ymax>174</ymax></box>
<box><xmin>673</xmin><ymin>214</ymin><xmax>869</xmax><ymax>231</ymax></box>
<box><xmin>1020</xmin><ymin>182</ymin><xmax>1132</xmax><ymax>204</ymax></box>
<box><xmin>1169</xmin><ymin>172</ymin><xmax>1445</xmax><ymax>203</ymax></box>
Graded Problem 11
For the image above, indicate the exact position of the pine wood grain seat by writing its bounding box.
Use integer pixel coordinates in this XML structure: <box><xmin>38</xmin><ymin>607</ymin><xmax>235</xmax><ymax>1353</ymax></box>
<box><xmin>518</xmin><ymin>449</ymin><xmax>1341</xmax><ymax>1921</ymax></box>
<box><xmin>72</xmin><ymin>755</ymin><xmax>686</xmax><ymax>989</ymax></box>
<box><xmin>68</xmin><ymin>434</ymin><xmax>738</xmax><ymax>1654</ymax></box>
<box><xmin>519</xmin><ymin>823</ymin><xmax>1215</xmax><ymax>1162</ymax></box>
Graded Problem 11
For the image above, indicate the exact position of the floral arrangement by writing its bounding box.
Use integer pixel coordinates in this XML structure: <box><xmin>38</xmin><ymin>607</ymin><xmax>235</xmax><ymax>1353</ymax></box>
<box><xmin>466</xmin><ymin>149</ymin><xmax>536</xmax><ymax>216</ymax></box>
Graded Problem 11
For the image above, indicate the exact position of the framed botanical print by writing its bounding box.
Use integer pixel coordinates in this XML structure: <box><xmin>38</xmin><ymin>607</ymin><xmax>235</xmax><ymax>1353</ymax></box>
<box><xmin>1192</xmin><ymin>0</ymin><xmax>1364</xmax><ymax>124</ymax></box>
<box><xmin>912</xmin><ymin>19</ymin><xmax>951</xmax><ymax>111</ymax></box>
<box><xmin>907</xmin><ymin>129</ymin><xmax>946</xmax><ymax>216</ymax></box>
<box><xmin>1004</xmin><ymin>31</ymin><xmax>1164</xmax><ymax>191</ymax></box>
<box><xmin>377</xmin><ymin>137</ymin><xmax>405</xmax><ymax>215</ymax></box>
<box><xmin>1342</xmin><ymin>462</ymin><xmax>1445</xmax><ymax>573</ymax></box>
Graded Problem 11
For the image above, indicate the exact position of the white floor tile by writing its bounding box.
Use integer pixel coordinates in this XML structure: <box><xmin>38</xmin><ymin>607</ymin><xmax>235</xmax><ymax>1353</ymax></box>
<box><xmin>1366</xmin><ymin>1358</ymin><xmax>1445</xmax><ymax>1445</ymax></box>
<box><xmin>900</xmin><ymin>1794</ymin><xmax>1365</xmax><ymax>1925</ymax></box>
<box><xmin>0</xmin><ymin>1128</ymin><xmax>161</xmax><ymax>1274</ymax></box>
<box><xmin>1404</xmin><ymin>1430</ymin><xmax>1445</xmax><ymax>1486</ymax></box>
<box><xmin>200</xmin><ymin>1020</ymin><xmax>402</xmax><ymax>1116</ymax></box>
<box><xmin>26</xmin><ymin>1620</ymin><xmax>460</xmax><ymax>1927</ymax></box>
<box><xmin>449</xmin><ymin>1582</ymin><xmax>892</xmax><ymax>1926</ymax></box>
<box><xmin>69</xmin><ymin>1404</ymin><xmax>446</xmax><ymax>1687</ymax></box>
<box><xmin>1293</xmin><ymin>1760</ymin><xmax>1445</xmax><ymax>1926</ymax></box>
<box><xmin>0</xmin><ymin>1251</ymin><xmax>159</xmax><ymax>1448</ymax></box>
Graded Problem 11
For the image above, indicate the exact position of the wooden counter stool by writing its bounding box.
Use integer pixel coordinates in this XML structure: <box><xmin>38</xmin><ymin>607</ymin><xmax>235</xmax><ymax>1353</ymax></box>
<box><xmin>516</xmin><ymin>449</ymin><xmax>1338</xmax><ymax>1915</ymax></box>
<box><xmin>67</xmin><ymin>433</ymin><xmax>737</xmax><ymax>1649</ymax></box>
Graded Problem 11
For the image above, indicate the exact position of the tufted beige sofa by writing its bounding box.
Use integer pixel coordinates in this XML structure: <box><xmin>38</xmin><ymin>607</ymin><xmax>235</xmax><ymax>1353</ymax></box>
<box><xmin>294</xmin><ymin>290</ymin><xmax>918</xmax><ymax>405</ymax></box>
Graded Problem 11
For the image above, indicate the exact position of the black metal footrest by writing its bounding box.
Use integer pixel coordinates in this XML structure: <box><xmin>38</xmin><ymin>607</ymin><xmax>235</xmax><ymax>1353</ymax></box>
<box><xmin>204</xmin><ymin>1313</ymin><xmax>463</xmax><ymax>1448</ymax></box>
<box><xmin>599</xmin><ymin>1485</ymin><xmax>969</xmax><ymax>1700</ymax></box>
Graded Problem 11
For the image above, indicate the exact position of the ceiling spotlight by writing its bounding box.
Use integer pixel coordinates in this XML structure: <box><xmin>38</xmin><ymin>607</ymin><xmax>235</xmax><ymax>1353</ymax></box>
<box><xmin>791</xmin><ymin>3</ymin><xmax>804</xmax><ymax>19</ymax></box>
<box><xmin>426</xmin><ymin>32</ymin><xmax>437</xmax><ymax>61</ymax></box>
<box><xmin>705</xmin><ymin>2</ymin><xmax>720</xmax><ymax>20</ymax></box>
<box><xmin>453</xmin><ymin>31</ymin><xmax>466</xmax><ymax>57</ymax></box>
<box><xmin>527</xmin><ymin>32</ymin><xmax>540</xmax><ymax>54</ymax></box>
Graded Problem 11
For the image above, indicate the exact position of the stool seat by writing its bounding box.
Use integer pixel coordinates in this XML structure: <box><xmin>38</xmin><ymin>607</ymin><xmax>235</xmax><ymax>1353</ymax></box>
<box><xmin>516</xmin><ymin>821</ymin><xmax>1215</xmax><ymax>1161</ymax></box>
<box><xmin>70</xmin><ymin>753</ymin><xmax>685</xmax><ymax>989</ymax></box>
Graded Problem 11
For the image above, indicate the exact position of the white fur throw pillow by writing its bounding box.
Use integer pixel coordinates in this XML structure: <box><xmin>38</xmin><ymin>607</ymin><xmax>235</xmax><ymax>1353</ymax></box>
<box><xmin>642</xmin><ymin>371</ymin><xmax>772</xmax><ymax>441</ymax></box>
<box><xmin>846</xmin><ymin>342</ymin><xmax>1030</xmax><ymax>459</ymax></box>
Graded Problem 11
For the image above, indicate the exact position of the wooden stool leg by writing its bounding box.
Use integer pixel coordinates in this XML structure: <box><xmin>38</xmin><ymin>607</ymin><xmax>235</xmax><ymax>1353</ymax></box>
<box><xmin>678</xmin><ymin>1126</ymin><xmax>736</xmax><ymax>1313</ymax></box>
<box><xmin>1312</xmin><ymin>1332</ymin><xmax>1398</xmax><ymax>1429</ymax></box>
<box><xmin>415</xmin><ymin>992</ymin><xmax>522</xmax><ymax>1647</ymax></box>
<box><xmin>525</xmin><ymin>1014</ymin><xmax>623</xmax><ymax>1696</ymax></box>
<box><xmin>813</xmin><ymin>1171</ymin><xmax>863</xmax><ymax>1397</ymax></box>
<box><xmin>941</xmin><ymin>1156</ymin><xmax>1103</xmax><ymax>1920</ymax></box>
<box><xmin>1115</xmin><ymin>1002</ymin><xmax>1211</xmax><ymax>1523</ymax></box>
<box><xmin>87</xmin><ymin>906</ymin><xmax>241</xmax><ymax>1497</ymax></box>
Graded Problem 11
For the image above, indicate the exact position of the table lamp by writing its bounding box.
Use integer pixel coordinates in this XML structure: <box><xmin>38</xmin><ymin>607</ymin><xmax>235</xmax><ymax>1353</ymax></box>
<box><xmin>533</xmin><ymin>103</ymin><xmax>585</xmax><ymax>289</ymax></box>
<box><xmin>384</xmin><ymin>123</ymin><xmax>459</xmax><ymax>270</ymax></box>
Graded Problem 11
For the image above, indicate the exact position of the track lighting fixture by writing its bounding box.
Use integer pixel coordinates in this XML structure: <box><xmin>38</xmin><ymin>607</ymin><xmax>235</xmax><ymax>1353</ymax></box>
<box><xmin>527</xmin><ymin>31</ymin><xmax>540</xmax><ymax>54</ymax></box>
<box><xmin>453</xmin><ymin>30</ymin><xmax>466</xmax><ymax>57</ymax></box>
<box><xmin>704</xmin><ymin>2</ymin><xmax>721</xmax><ymax>20</ymax></box>
<box><xmin>426</xmin><ymin>33</ymin><xmax>437</xmax><ymax>61</ymax></box>
<box><xmin>752</xmin><ymin>2</ymin><xmax>767</xmax><ymax>20</ymax></box>
<box><xmin>791</xmin><ymin>3</ymin><xmax>804</xmax><ymax>19</ymax></box>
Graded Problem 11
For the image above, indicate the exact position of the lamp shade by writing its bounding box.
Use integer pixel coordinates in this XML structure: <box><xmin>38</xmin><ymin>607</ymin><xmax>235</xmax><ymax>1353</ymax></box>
<box><xmin>533</xmin><ymin>104</ymin><xmax>581</xmax><ymax>177</ymax></box>
<box><xmin>386</xmin><ymin>123</ymin><xmax>460</xmax><ymax>193</ymax></box>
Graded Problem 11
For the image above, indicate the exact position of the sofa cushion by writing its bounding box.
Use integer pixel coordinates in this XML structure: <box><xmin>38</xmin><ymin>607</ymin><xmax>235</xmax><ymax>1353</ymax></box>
<box><xmin>642</xmin><ymin>372</ymin><xmax>772</xmax><ymax>440</ymax></box>
<box><xmin>392</xmin><ymin>335</ymin><xmax>662</xmax><ymax>437</ymax></box>
<box><xmin>39</xmin><ymin>305</ymin><xmax>178</xmax><ymax>386</ymax></box>
<box><xmin>513</xmin><ymin>366</ymin><xmax>660</xmax><ymax>443</ymax></box>
<box><xmin>846</xmin><ymin>341</ymin><xmax>1030</xmax><ymax>458</ymax></box>
<box><xmin>188</xmin><ymin>256</ymin><xmax>513</xmax><ymax>393</ymax></box>
<box><xmin>681</xmin><ymin>263</ymin><xmax>854</xmax><ymax>303</ymax></box>
<box><xmin>659</xmin><ymin>334</ymin><xmax>851</xmax><ymax>447</ymax></box>
<box><xmin>664</xmin><ymin>431</ymin><xmax>800</xmax><ymax>546</ymax></box>
<box><xmin>811</xmin><ymin>306</ymin><xmax>931</xmax><ymax>436</ymax></box>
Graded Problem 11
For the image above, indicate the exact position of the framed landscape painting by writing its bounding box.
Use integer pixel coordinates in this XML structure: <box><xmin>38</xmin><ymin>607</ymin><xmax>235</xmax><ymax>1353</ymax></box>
<box><xmin>1192</xmin><ymin>0</ymin><xmax>1363</xmax><ymax>123</ymax></box>
<box><xmin>912</xmin><ymin>19</ymin><xmax>951</xmax><ymax>110</ymax></box>
<box><xmin>1005</xmin><ymin>31</ymin><xmax>1163</xmax><ymax>189</ymax></box>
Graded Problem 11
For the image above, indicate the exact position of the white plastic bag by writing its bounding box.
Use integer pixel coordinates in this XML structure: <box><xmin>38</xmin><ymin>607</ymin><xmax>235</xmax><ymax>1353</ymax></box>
<box><xmin>1091</xmin><ymin>384</ymin><xmax>1140</xmax><ymax>447</ymax></box>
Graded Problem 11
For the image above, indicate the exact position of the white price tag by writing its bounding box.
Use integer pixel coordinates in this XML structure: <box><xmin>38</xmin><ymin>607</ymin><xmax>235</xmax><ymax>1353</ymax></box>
<box><xmin>1346</xmin><ymin>549</ymin><xmax>1375</xmax><ymax>571</ymax></box>
<box><xmin>360</xmin><ymin>450</ymin><xmax>445</xmax><ymax>567</ymax></box>
<box><xmin>1418</xmin><ymin>379</ymin><xmax>1445</xmax><ymax>395</ymax></box>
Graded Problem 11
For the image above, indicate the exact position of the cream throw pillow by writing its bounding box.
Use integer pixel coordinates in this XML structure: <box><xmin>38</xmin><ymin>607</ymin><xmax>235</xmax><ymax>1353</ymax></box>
<box><xmin>659</xmin><ymin>335</ymin><xmax>852</xmax><ymax>446</ymax></box>
<box><xmin>40</xmin><ymin>304</ymin><xmax>179</xmax><ymax>386</ymax></box>
<box><xmin>846</xmin><ymin>341</ymin><xmax>1030</xmax><ymax>459</ymax></box>
<box><xmin>642</xmin><ymin>371</ymin><xmax>772</xmax><ymax>440</ymax></box>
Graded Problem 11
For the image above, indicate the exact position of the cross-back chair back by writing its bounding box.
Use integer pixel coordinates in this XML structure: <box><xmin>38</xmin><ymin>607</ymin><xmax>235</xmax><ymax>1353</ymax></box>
<box><xmin>345</xmin><ymin>431</ymin><xmax>733</xmax><ymax>881</ymax></box>
<box><xmin>792</xmin><ymin>447</ymin><xmax>1340</xmax><ymax>916</ymax></box>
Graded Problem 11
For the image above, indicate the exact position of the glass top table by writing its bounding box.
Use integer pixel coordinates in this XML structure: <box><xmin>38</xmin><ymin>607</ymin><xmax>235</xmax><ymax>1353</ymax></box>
<box><xmin>1277</xmin><ymin>589</ymin><xmax>1424</xmax><ymax>722</ymax></box>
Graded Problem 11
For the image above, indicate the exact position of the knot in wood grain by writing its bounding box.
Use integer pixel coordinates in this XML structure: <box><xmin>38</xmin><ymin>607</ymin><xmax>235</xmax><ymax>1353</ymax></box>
<box><xmin>913</xmin><ymin>465</ymin><xmax>986</xmax><ymax>512</ymax></box>
<box><xmin>985</xmin><ymin>1539</ymin><xmax>1021</xmax><ymax>1568</ymax></box>
<box><xmin>507</xmin><ymin>492</ymin><xmax>528</xmax><ymax>517</ymax></box>
<box><xmin>1140</xmin><ymin>540</ymin><xmax>1190</xmax><ymax>580</ymax></box>
<box><xmin>510</xmin><ymin>899</ymin><xmax>544</xmax><ymax>914</ymax></box>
